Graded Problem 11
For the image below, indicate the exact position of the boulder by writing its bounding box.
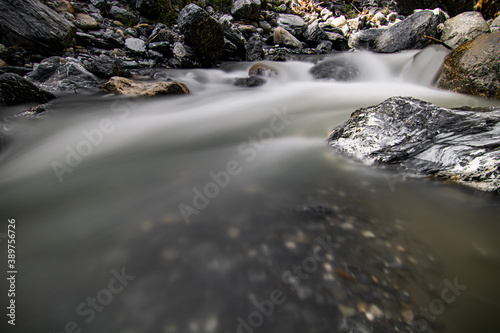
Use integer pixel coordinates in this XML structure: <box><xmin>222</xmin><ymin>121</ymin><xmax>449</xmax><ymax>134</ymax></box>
<box><xmin>83</xmin><ymin>54</ymin><xmax>130</xmax><ymax>79</ymax></box>
<box><xmin>246</xmin><ymin>34</ymin><xmax>264</xmax><ymax>61</ymax></box>
<box><xmin>273</xmin><ymin>27</ymin><xmax>303</xmax><ymax>49</ymax></box>
<box><xmin>178</xmin><ymin>4</ymin><xmax>224</xmax><ymax>66</ymax></box>
<box><xmin>303</xmin><ymin>21</ymin><xmax>325</xmax><ymax>46</ymax></box>
<box><xmin>0</xmin><ymin>0</ymin><xmax>76</xmax><ymax>52</ymax></box>
<box><xmin>375</xmin><ymin>10</ymin><xmax>444</xmax><ymax>53</ymax></box>
<box><xmin>233</xmin><ymin>76</ymin><xmax>267</xmax><ymax>87</ymax></box>
<box><xmin>75</xmin><ymin>13</ymin><xmax>99</xmax><ymax>30</ymax></box>
<box><xmin>219</xmin><ymin>16</ymin><xmax>247</xmax><ymax>61</ymax></box>
<box><xmin>231</xmin><ymin>0</ymin><xmax>261</xmax><ymax>21</ymax></box>
<box><xmin>441</xmin><ymin>11</ymin><xmax>490</xmax><ymax>49</ymax></box>
<box><xmin>437</xmin><ymin>32</ymin><xmax>500</xmax><ymax>99</ymax></box>
<box><xmin>26</xmin><ymin>57</ymin><xmax>101</xmax><ymax>92</ymax></box>
<box><xmin>328</xmin><ymin>96</ymin><xmax>500</xmax><ymax>193</ymax></box>
<box><xmin>348</xmin><ymin>28</ymin><xmax>384</xmax><ymax>50</ymax></box>
<box><xmin>248</xmin><ymin>63</ymin><xmax>278</xmax><ymax>77</ymax></box>
<box><xmin>277</xmin><ymin>14</ymin><xmax>306</xmax><ymax>39</ymax></box>
<box><xmin>491</xmin><ymin>16</ymin><xmax>500</xmax><ymax>33</ymax></box>
<box><xmin>0</xmin><ymin>73</ymin><xmax>55</xmax><ymax>106</ymax></box>
<box><xmin>125</xmin><ymin>37</ymin><xmax>146</xmax><ymax>53</ymax></box>
<box><xmin>310</xmin><ymin>59</ymin><xmax>359</xmax><ymax>81</ymax></box>
<box><xmin>102</xmin><ymin>77</ymin><xmax>190</xmax><ymax>96</ymax></box>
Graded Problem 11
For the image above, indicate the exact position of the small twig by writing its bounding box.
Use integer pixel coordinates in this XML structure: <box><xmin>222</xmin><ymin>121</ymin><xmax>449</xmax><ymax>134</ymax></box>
<box><xmin>423</xmin><ymin>35</ymin><xmax>453</xmax><ymax>50</ymax></box>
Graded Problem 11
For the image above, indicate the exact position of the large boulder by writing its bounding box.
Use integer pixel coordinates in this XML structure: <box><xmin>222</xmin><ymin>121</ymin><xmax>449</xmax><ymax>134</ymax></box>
<box><xmin>0</xmin><ymin>73</ymin><xmax>55</xmax><ymax>106</ymax></box>
<box><xmin>328</xmin><ymin>96</ymin><xmax>500</xmax><ymax>192</ymax></box>
<box><xmin>348</xmin><ymin>28</ymin><xmax>384</xmax><ymax>50</ymax></box>
<box><xmin>375</xmin><ymin>10</ymin><xmax>444</xmax><ymax>53</ymax></box>
<box><xmin>231</xmin><ymin>0</ymin><xmax>261</xmax><ymax>21</ymax></box>
<box><xmin>0</xmin><ymin>0</ymin><xmax>76</xmax><ymax>52</ymax></box>
<box><xmin>437</xmin><ymin>32</ymin><xmax>500</xmax><ymax>99</ymax></box>
<box><xmin>441</xmin><ymin>11</ymin><xmax>490</xmax><ymax>49</ymax></box>
<box><xmin>102</xmin><ymin>77</ymin><xmax>190</xmax><ymax>96</ymax></box>
<box><xmin>178</xmin><ymin>4</ymin><xmax>224</xmax><ymax>66</ymax></box>
<box><xmin>273</xmin><ymin>27</ymin><xmax>303</xmax><ymax>49</ymax></box>
<box><xmin>277</xmin><ymin>14</ymin><xmax>306</xmax><ymax>39</ymax></box>
<box><xmin>26</xmin><ymin>57</ymin><xmax>101</xmax><ymax>93</ymax></box>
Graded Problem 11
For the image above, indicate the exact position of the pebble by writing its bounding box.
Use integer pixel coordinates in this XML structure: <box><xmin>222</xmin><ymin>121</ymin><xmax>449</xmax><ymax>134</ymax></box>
<box><xmin>362</xmin><ymin>230</ymin><xmax>376</xmax><ymax>238</ymax></box>
<box><xmin>368</xmin><ymin>304</ymin><xmax>384</xmax><ymax>319</ymax></box>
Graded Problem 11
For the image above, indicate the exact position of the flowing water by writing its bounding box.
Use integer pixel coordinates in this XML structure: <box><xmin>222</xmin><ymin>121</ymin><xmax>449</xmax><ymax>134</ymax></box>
<box><xmin>1</xmin><ymin>46</ymin><xmax>500</xmax><ymax>333</ymax></box>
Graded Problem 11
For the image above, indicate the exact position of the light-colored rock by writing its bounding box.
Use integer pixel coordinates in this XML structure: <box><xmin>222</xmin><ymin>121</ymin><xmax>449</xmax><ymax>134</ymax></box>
<box><xmin>125</xmin><ymin>37</ymin><xmax>146</xmax><ymax>53</ymax></box>
<box><xmin>331</xmin><ymin>15</ymin><xmax>346</xmax><ymax>28</ymax></box>
<box><xmin>56</xmin><ymin>0</ymin><xmax>74</xmax><ymax>14</ymax></box>
<box><xmin>75</xmin><ymin>13</ymin><xmax>98</xmax><ymax>29</ymax></box>
<box><xmin>273</xmin><ymin>27</ymin><xmax>303</xmax><ymax>49</ymax></box>
<box><xmin>441</xmin><ymin>11</ymin><xmax>490</xmax><ymax>49</ymax></box>
<box><xmin>0</xmin><ymin>59</ymin><xmax>6</xmax><ymax>67</ymax></box>
<box><xmin>248</xmin><ymin>63</ymin><xmax>278</xmax><ymax>77</ymax></box>
<box><xmin>102</xmin><ymin>77</ymin><xmax>190</xmax><ymax>97</ymax></box>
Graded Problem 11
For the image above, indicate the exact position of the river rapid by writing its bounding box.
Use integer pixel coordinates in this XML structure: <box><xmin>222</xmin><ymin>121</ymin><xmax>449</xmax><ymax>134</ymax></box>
<box><xmin>1</xmin><ymin>47</ymin><xmax>500</xmax><ymax>333</ymax></box>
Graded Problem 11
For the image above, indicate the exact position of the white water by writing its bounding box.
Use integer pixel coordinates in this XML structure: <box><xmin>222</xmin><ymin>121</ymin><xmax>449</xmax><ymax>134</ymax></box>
<box><xmin>1</xmin><ymin>46</ymin><xmax>500</xmax><ymax>333</ymax></box>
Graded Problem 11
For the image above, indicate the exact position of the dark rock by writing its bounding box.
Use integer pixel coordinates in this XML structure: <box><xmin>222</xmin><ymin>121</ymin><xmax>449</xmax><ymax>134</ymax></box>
<box><xmin>317</xmin><ymin>40</ymin><xmax>333</xmax><ymax>52</ymax></box>
<box><xmin>310</xmin><ymin>59</ymin><xmax>359</xmax><ymax>81</ymax></box>
<box><xmin>475</xmin><ymin>0</ymin><xmax>500</xmax><ymax>20</ymax></box>
<box><xmin>441</xmin><ymin>11</ymin><xmax>490</xmax><ymax>49</ymax></box>
<box><xmin>0</xmin><ymin>73</ymin><xmax>55</xmax><ymax>106</ymax></box>
<box><xmin>148</xmin><ymin>41</ymin><xmax>172</xmax><ymax>57</ymax></box>
<box><xmin>90</xmin><ymin>0</ymin><xmax>107</xmax><ymax>12</ymax></box>
<box><xmin>150</xmin><ymin>25</ymin><xmax>182</xmax><ymax>44</ymax></box>
<box><xmin>103</xmin><ymin>28</ymin><xmax>126</xmax><ymax>48</ymax></box>
<box><xmin>437</xmin><ymin>32</ymin><xmax>500</xmax><ymax>99</ymax></box>
<box><xmin>26</xmin><ymin>57</ymin><xmax>101</xmax><ymax>92</ymax></box>
<box><xmin>171</xmin><ymin>42</ymin><xmax>202</xmax><ymax>68</ymax></box>
<box><xmin>323</xmin><ymin>32</ymin><xmax>348</xmax><ymax>51</ymax></box>
<box><xmin>220</xmin><ymin>15</ymin><xmax>247</xmax><ymax>61</ymax></box>
<box><xmin>396</xmin><ymin>0</ymin><xmax>475</xmax><ymax>17</ymax></box>
<box><xmin>109</xmin><ymin>5</ymin><xmax>137</xmax><ymax>25</ymax></box>
<box><xmin>375</xmin><ymin>10</ymin><xmax>444</xmax><ymax>53</ymax></box>
<box><xmin>277</xmin><ymin>14</ymin><xmax>306</xmax><ymax>39</ymax></box>
<box><xmin>234</xmin><ymin>76</ymin><xmax>267</xmax><ymax>87</ymax></box>
<box><xmin>135</xmin><ymin>0</ymin><xmax>170</xmax><ymax>20</ymax></box>
<box><xmin>83</xmin><ymin>54</ymin><xmax>130</xmax><ymax>79</ymax></box>
<box><xmin>348</xmin><ymin>28</ymin><xmax>384</xmax><ymax>50</ymax></box>
<box><xmin>178</xmin><ymin>4</ymin><xmax>224</xmax><ymax>66</ymax></box>
<box><xmin>328</xmin><ymin>96</ymin><xmax>500</xmax><ymax>192</ymax></box>
<box><xmin>0</xmin><ymin>0</ymin><xmax>76</xmax><ymax>53</ymax></box>
<box><xmin>246</xmin><ymin>34</ymin><xmax>264</xmax><ymax>61</ymax></box>
<box><xmin>303</xmin><ymin>21</ymin><xmax>325</xmax><ymax>47</ymax></box>
<box><xmin>231</xmin><ymin>0</ymin><xmax>261</xmax><ymax>21</ymax></box>
<box><xmin>273</xmin><ymin>27</ymin><xmax>303</xmax><ymax>49</ymax></box>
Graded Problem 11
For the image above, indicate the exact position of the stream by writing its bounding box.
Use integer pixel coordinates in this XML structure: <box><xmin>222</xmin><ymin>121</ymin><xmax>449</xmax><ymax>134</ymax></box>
<box><xmin>1</xmin><ymin>47</ymin><xmax>500</xmax><ymax>333</ymax></box>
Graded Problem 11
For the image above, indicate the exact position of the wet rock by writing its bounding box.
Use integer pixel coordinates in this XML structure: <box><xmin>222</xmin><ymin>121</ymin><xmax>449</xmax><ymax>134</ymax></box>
<box><xmin>83</xmin><ymin>54</ymin><xmax>130</xmax><ymax>79</ymax></box>
<box><xmin>317</xmin><ymin>40</ymin><xmax>333</xmax><ymax>52</ymax></box>
<box><xmin>246</xmin><ymin>34</ymin><xmax>264</xmax><ymax>61</ymax></box>
<box><xmin>310</xmin><ymin>59</ymin><xmax>359</xmax><ymax>81</ymax></box>
<box><xmin>102</xmin><ymin>28</ymin><xmax>126</xmax><ymax>48</ymax></box>
<box><xmin>375</xmin><ymin>10</ymin><xmax>444</xmax><ymax>53</ymax></box>
<box><xmin>323</xmin><ymin>32</ymin><xmax>348</xmax><ymax>51</ymax></box>
<box><xmin>437</xmin><ymin>32</ymin><xmax>500</xmax><ymax>99</ymax></box>
<box><xmin>248</xmin><ymin>62</ymin><xmax>278</xmax><ymax>77</ymax></box>
<box><xmin>348</xmin><ymin>28</ymin><xmax>384</xmax><ymax>50</ymax></box>
<box><xmin>26</xmin><ymin>57</ymin><xmax>101</xmax><ymax>92</ymax></box>
<box><xmin>102</xmin><ymin>76</ymin><xmax>190</xmax><ymax>97</ymax></box>
<box><xmin>441</xmin><ymin>11</ymin><xmax>490</xmax><ymax>49</ymax></box>
<box><xmin>277</xmin><ymin>14</ymin><xmax>306</xmax><ymax>39</ymax></box>
<box><xmin>178</xmin><ymin>4</ymin><xmax>224</xmax><ymax>66</ymax></box>
<box><xmin>75</xmin><ymin>13</ymin><xmax>99</xmax><ymax>30</ymax></box>
<box><xmin>231</xmin><ymin>0</ymin><xmax>261</xmax><ymax>21</ymax></box>
<box><xmin>233</xmin><ymin>76</ymin><xmax>267</xmax><ymax>87</ymax></box>
<box><xmin>303</xmin><ymin>21</ymin><xmax>325</xmax><ymax>46</ymax></box>
<box><xmin>0</xmin><ymin>73</ymin><xmax>55</xmax><ymax>106</ymax></box>
<box><xmin>171</xmin><ymin>42</ymin><xmax>202</xmax><ymax>68</ymax></box>
<box><xmin>0</xmin><ymin>0</ymin><xmax>76</xmax><ymax>53</ymax></box>
<box><xmin>109</xmin><ymin>5</ymin><xmax>137</xmax><ymax>26</ymax></box>
<box><xmin>148</xmin><ymin>41</ymin><xmax>172</xmax><ymax>57</ymax></box>
<box><xmin>274</xmin><ymin>27</ymin><xmax>303</xmax><ymax>49</ymax></box>
<box><xmin>328</xmin><ymin>96</ymin><xmax>500</xmax><ymax>192</ymax></box>
<box><xmin>125</xmin><ymin>37</ymin><xmax>146</xmax><ymax>53</ymax></box>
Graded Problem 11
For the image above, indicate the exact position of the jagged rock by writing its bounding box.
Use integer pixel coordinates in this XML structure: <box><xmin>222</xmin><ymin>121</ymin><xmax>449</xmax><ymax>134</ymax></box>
<box><xmin>491</xmin><ymin>16</ymin><xmax>500</xmax><ymax>33</ymax></box>
<box><xmin>375</xmin><ymin>10</ymin><xmax>444</xmax><ymax>53</ymax></box>
<box><xmin>220</xmin><ymin>15</ymin><xmax>247</xmax><ymax>61</ymax></box>
<box><xmin>310</xmin><ymin>59</ymin><xmax>359</xmax><ymax>81</ymax></box>
<box><xmin>303</xmin><ymin>21</ymin><xmax>325</xmax><ymax>46</ymax></box>
<box><xmin>248</xmin><ymin>63</ymin><xmax>278</xmax><ymax>77</ymax></box>
<box><xmin>233</xmin><ymin>76</ymin><xmax>266</xmax><ymax>87</ymax></box>
<box><xmin>328</xmin><ymin>96</ymin><xmax>500</xmax><ymax>192</ymax></box>
<box><xmin>273</xmin><ymin>27</ymin><xmax>303</xmax><ymax>49</ymax></box>
<box><xmin>75</xmin><ymin>13</ymin><xmax>99</xmax><ymax>30</ymax></box>
<box><xmin>441</xmin><ymin>11</ymin><xmax>490</xmax><ymax>49</ymax></box>
<box><xmin>0</xmin><ymin>0</ymin><xmax>76</xmax><ymax>52</ymax></box>
<box><xmin>26</xmin><ymin>57</ymin><xmax>101</xmax><ymax>92</ymax></box>
<box><xmin>125</xmin><ymin>37</ymin><xmax>146</xmax><ymax>53</ymax></box>
<box><xmin>178</xmin><ymin>4</ymin><xmax>224</xmax><ymax>66</ymax></box>
<box><xmin>323</xmin><ymin>32</ymin><xmax>348</xmax><ymax>51</ymax></box>
<box><xmin>348</xmin><ymin>28</ymin><xmax>384</xmax><ymax>50</ymax></box>
<box><xmin>231</xmin><ymin>0</ymin><xmax>261</xmax><ymax>21</ymax></box>
<box><xmin>102</xmin><ymin>28</ymin><xmax>126</xmax><ymax>48</ymax></box>
<box><xmin>148</xmin><ymin>42</ymin><xmax>172</xmax><ymax>57</ymax></box>
<box><xmin>246</xmin><ymin>34</ymin><xmax>264</xmax><ymax>61</ymax></box>
<box><xmin>171</xmin><ymin>42</ymin><xmax>202</xmax><ymax>68</ymax></box>
<box><xmin>102</xmin><ymin>76</ymin><xmax>190</xmax><ymax>96</ymax></box>
<box><xmin>437</xmin><ymin>32</ymin><xmax>500</xmax><ymax>99</ymax></box>
<box><xmin>83</xmin><ymin>54</ymin><xmax>130</xmax><ymax>79</ymax></box>
<box><xmin>277</xmin><ymin>14</ymin><xmax>306</xmax><ymax>39</ymax></box>
<box><xmin>0</xmin><ymin>73</ymin><xmax>55</xmax><ymax>106</ymax></box>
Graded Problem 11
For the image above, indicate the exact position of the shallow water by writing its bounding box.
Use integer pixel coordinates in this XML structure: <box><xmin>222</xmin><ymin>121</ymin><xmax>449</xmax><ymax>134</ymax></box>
<box><xmin>1</xmin><ymin>47</ymin><xmax>500</xmax><ymax>333</ymax></box>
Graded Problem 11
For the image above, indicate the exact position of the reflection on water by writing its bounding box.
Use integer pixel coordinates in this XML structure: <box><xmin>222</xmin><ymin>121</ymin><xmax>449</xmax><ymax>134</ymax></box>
<box><xmin>0</xmin><ymin>47</ymin><xmax>500</xmax><ymax>333</ymax></box>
